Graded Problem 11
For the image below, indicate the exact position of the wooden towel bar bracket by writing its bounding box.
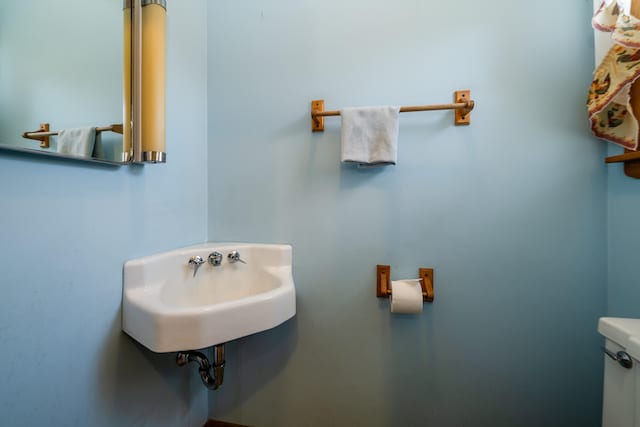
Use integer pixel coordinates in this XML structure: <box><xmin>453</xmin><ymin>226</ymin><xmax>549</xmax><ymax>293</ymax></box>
<box><xmin>22</xmin><ymin>123</ymin><xmax>51</xmax><ymax>148</ymax></box>
<box><xmin>311</xmin><ymin>90</ymin><xmax>474</xmax><ymax>132</ymax></box>
<box><xmin>376</xmin><ymin>264</ymin><xmax>434</xmax><ymax>302</ymax></box>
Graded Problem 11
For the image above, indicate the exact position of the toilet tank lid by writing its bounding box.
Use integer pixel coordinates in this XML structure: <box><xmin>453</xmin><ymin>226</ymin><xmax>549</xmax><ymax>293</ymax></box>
<box><xmin>598</xmin><ymin>317</ymin><xmax>640</xmax><ymax>360</ymax></box>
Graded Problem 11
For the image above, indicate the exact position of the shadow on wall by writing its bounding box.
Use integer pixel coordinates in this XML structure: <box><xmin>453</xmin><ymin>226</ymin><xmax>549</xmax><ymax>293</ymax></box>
<box><xmin>208</xmin><ymin>317</ymin><xmax>299</xmax><ymax>419</ymax></box>
<box><xmin>380</xmin><ymin>299</ymin><xmax>437</xmax><ymax>427</ymax></box>
<box><xmin>94</xmin><ymin>309</ymin><xmax>206</xmax><ymax>427</ymax></box>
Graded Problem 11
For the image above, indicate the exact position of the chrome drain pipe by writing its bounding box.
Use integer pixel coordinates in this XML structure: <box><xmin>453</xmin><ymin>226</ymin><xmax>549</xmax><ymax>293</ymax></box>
<box><xmin>176</xmin><ymin>344</ymin><xmax>225</xmax><ymax>390</ymax></box>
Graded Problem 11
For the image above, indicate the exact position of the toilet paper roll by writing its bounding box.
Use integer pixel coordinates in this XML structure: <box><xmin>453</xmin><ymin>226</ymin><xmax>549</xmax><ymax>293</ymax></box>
<box><xmin>390</xmin><ymin>279</ymin><xmax>423</xmax><ymax>314</ymax></box>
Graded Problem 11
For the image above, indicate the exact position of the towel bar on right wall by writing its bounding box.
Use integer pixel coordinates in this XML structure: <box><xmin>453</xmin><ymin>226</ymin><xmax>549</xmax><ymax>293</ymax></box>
<box><xmin>310</xmin><ymin>90</ymin><xmax>475</xmax><ymax>132</ymax></box>
<box><xmin>605</xmin><ymin>150</ymin><xmax>640</xmax><ymax>179</ymax></box>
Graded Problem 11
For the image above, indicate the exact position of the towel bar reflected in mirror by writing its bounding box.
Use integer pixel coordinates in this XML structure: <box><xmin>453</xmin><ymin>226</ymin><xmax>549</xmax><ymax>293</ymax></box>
<box><xmin>22</xmin><ymin>123</ymin><xmax>124</xmax><ymax>149</ymax></box>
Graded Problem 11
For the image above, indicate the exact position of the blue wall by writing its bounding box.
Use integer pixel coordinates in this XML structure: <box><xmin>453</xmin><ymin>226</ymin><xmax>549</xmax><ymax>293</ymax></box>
<box><xmin>607</xmin><ymin>144</ymin><xmax>640</xmax><ymax>316</ymax></box>
<box><xmin>207</xmin><ymin>1</ymin><xmax>606</xmax><ymax>426</ymax></box>
<box><xmin>0</xmin><ymin>1</ymin><xmax>209</xmax><ymax>425</ymax></box>
<box><xmin>0</xmin><ymin>1</ymin><xmax>615</xmax><ymax>426</ymax></box>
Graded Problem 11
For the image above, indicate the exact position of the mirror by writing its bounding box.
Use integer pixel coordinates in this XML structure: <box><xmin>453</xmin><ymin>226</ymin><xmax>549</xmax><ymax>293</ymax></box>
<box><xmin>0</xmin><ymin>0</ymin><xmax>126</xmax><ymax>164</ymax></box>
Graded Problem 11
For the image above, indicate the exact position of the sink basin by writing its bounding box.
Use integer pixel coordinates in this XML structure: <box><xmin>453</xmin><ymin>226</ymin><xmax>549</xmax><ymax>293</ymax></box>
<box><xmin>122</xmin><ymin>243</ymin><xmax>296</xmax><ymax>352</ymax></box>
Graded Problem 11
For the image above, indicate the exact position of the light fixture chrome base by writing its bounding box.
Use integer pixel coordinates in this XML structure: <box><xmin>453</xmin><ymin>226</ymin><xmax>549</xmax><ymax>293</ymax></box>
<box><xmin>121</xmin><ymin>151</ymin><xmax>132</xmax><ymax>163</ymax></box>
<box><xmin>142</xmin><ymin>151</ymin><xmax>166</xmax><ymax>163</ymax></box>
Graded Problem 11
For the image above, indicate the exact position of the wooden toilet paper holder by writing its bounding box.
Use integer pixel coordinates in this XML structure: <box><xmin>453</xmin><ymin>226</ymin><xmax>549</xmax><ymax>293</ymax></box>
<box><xmin>376</xmin><ymin>264</ymin><xmax>434</xmax><ymax>302</ymax></box>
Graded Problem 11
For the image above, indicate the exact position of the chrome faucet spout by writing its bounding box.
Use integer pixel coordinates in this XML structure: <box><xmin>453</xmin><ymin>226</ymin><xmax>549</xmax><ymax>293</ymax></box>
<box><xmin>208</xmin><ymin>251</ymin><xmax>223</xmax><ymax>266</ymax></box>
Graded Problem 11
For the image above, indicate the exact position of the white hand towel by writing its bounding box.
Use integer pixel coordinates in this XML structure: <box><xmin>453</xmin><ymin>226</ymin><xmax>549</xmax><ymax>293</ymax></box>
<box><xmin>340</xmin><ymin>106</ymin><xmax>400</xmax><ymax>167</ymax></box>
<box><xmin>57</xmin><ymin>127</ymin><xmax>97</xmax><ymax>157</ymax></box>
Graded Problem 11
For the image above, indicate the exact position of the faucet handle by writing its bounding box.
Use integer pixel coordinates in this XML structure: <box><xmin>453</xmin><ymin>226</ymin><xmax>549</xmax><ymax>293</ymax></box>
<box><xmin>188</xmin><ymin>256</ymin><xmax>205</xmax><ymax>277</ymax></box>
<box><xmin>227</xmin><ymin>250</ymin><xmax>247</xmax><ymax>264</ymax></box>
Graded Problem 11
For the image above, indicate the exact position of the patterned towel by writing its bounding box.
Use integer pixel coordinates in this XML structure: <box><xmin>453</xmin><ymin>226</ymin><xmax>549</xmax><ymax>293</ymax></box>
<box><xmin>588</xmin><ymin>0</ymin><xmax>640</xmax><ymax>150</ymax></box>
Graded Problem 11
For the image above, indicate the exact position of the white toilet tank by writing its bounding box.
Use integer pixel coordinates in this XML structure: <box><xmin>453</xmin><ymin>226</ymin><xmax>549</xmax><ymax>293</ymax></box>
<box><xmin>598</xmin><ymin>317</ymin><xmax>640</xmax><ymax>427</ymax></box>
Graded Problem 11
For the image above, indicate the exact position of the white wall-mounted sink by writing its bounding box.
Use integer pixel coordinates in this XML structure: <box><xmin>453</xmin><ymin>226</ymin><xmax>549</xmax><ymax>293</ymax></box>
<box><xmin>122</xmin><ymin>243</ymin><xmax>296</xmax><ymax>353</ymax></box>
